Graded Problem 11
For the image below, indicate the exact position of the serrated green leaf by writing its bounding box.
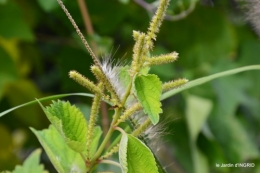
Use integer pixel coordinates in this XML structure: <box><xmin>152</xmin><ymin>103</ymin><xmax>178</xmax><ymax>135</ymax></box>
<box><xmin>119</xmin><ymin>133</ymin><xmax>128</xmax><ymax>173</ymax></box>
<box><xmin>12</xmin><ymin>149</ymin><xmax>46</xmax><ymax>173</ymax></box>
<box><xmin>31</xmin><ymin>126</ymin><xmax>86</xmax><ymax>173</ymax></box>
<box><xmin>134</xmin><ymin>74</ymin><xmax>162</xmax><ymax>125</ymax></box>
<box><xmin>119</xmin><ymin>134</ymin><xmax>159</xmax><ymax>173</ymax></box>
<box><xmin>38</xmin><ymin>100</ymin><xmax>88</xmax><ymax>152</ymax></box>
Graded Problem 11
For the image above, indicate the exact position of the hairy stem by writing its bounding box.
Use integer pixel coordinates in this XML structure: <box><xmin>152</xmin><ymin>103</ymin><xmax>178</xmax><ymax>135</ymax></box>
<box><xmin>56</xmin><ymin>0</ymin><xmax>99</xmax><ymax>65</ymax></box>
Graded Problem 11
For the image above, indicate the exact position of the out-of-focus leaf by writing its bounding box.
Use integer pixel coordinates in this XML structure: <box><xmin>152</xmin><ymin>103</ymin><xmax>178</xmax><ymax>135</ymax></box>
<box><xmin>186</xmin><ymin>95</ymin><xmax>212</xmax><ymax>173</ymax></box>
<box><xmin>36</xmin><ymin>0</ymin><xmax>59</xmax><ymax>12</ymax></box>
<box><xmin>0</xmin><ymin>37</ymin><xmax>19</xmax><ymax>61</ymax></box>
<box><xmin>0</xmin><ymin>124</ymin><xmax>20</xmax><ymax>170</ymax></box>
<box><xmin>161</xmin><ymin>65</ymin><xmax>260</xmax><ymax>100</ymax></box>
<box><xmin>87</xmin><ymin>0</ymin><xmax>127</xmax><ymax>34</ymax></box>
<box><xmin>186</xmin><ymin>95</ymin><xmax>212</xmax><ymax>141</ymax></box>
<box><xmin>119</xmin><ymin>134</ymin><xmax>158</xmax><ymax>173</ymax></box>
<box><xmin>0</xmin><ymin>0</ymin><xmax>7</xmax><ymax>4</ymax></box>
<box><xmin>134</xmin><ymin>74</ymin><xmax>162</xmax><ymax>125</ymax></box>
<box><xmin>0</xmin><ymin>46</ymin><xmax>17</xmax><ymax>100</ymax></box>
<box><xmin>0</xmin><ymin>125</ymin><xmax>12</xmax><ymax>156</ymax></box>
<box><xmin>238</xmin><ymin>40</ymin><xmax>260</xmax><ymax>97</ymax></box>
<box><xmin>161</xmin><ymin>5</ymin><xmax>237</xmax><ymax>69</ymax></box>
<box><xmin>0</xmin><ymin>1</ymin><xmax>34</xmax><ymax>41</ymax></box>
<box><xmin>118</xmin><ymin>0</ymin><xmax>129</xmax><ymax>4</ymax></box>
<box><xmin>38</xmin><ymin>100</ymin><xmax>88</xmax><ymax>152</ymax></box>
<box><xmin>12</xmin><ymin>149</ymin><xmax>47</xmax><ymax>173</ymax></box>
<box><xmin>197</xmin><ymin>134</ymin><xmax>227</xmax><ymax>172</ymax></box>
<box><xmin>5</xmin><ymin>80</ymin><xmax>44</xmax><ymax>127</ymax></box>
<box><xmin>89</xmin><ymin>34</ymin><xmax>113</xmax><ymax>55</ymax></box>
<box><xmin>31</xmin><ymin>125</ymin><xmax>86</xmax><ymax>173</ymax></box>
<box><xmin>212</xmin><ymin>76</ymin><xmax>250</xmax><ymax>117</ymax></box>
<box><xmin>208</xmin><ymin>108</ymin><xmax>259</xmax><ymax>163</ymax></box>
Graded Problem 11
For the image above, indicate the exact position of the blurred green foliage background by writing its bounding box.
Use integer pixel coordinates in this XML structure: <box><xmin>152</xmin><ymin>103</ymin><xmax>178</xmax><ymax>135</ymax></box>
<box><xmin>0</xmin><ymin>0</ymin><xmax>260</xmax><ymax>172</ymax></box>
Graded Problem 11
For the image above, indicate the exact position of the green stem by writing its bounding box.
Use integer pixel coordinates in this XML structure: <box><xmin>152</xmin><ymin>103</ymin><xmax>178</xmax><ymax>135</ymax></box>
<box><xmin>99</xmin><ymin>160</ymin><xmax>122</xmax><ymax>169</ymax></box>
<box><xmin>160</xmin><ymin>65</ymin><xmax>260</xmax><ymax>101</ymax></box>
<box><xmin>87</xmin><ymin>80</ymin><xmax>133</xmax><ymax>172</ymax></box>
<box><xmin>106</xmin><ymin>126</ymin><xmax>130</xmax><ymax>152</ymax></box>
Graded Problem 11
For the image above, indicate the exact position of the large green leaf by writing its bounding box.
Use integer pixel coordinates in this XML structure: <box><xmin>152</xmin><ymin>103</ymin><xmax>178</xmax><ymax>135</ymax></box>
<box><xmin>31</xmin><ymin>126</ymin><xmax>86</xmax><ymax>173</ymax></box>
<box><xmin>12</xmin><ymin>149</ymin><xmax>47</xmax><ymax>173</ymax></box>
<box><xmin>38</xmin><ymin>100</ymin><xmax>88</xmax><ymax>153</ymax></box>
<box><xmin>119</xmin><ymin>134</ymin><xmax>158</xmax><ymax>173</ymax></box>
<box><xmin>161</xmin><ymin>65</ymin><xmax>260</xmax><ymax>100</ymax></box>
<box><xmin>134</xmin><ymin>74</ymin><xmax>162</xmax><ymax>125</ymax></box>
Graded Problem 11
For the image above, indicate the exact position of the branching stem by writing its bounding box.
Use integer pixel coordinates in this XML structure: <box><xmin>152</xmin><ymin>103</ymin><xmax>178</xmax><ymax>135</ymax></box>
<box><xmin>87</xmin><ymin>79</ymin><xmax>133</xmax><ymax>171</ymax></box>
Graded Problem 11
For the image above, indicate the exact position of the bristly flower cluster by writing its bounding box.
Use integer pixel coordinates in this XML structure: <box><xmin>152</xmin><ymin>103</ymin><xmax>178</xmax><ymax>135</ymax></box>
<box><xmin>57</xmin><ymin>0</ymin><xmax>188</xmax><ymax>170</ymax></box>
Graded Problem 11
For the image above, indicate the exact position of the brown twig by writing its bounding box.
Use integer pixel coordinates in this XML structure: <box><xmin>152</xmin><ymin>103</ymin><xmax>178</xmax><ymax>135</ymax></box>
<box><xmin>77</xmin><ymin>0</ymin><xmax>94</xmax><ymax>35</ymax></box>
<box><xmin>76</xmin><ymin>0</ymin><xmax>110</xmax><ymax>142</ymax></box>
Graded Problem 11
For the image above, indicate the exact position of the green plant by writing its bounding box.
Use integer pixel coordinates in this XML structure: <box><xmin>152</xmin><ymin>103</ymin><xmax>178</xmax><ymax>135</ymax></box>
<box><xmin>1</xmin><ymin>0</ymin><xmax>260</xmax><ymax>173</ymax></box>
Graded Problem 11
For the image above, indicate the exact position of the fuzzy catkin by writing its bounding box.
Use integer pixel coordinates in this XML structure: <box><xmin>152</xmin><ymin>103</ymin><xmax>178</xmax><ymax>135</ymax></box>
<box><xmin>86</xmin><ymin>83</ymin><xmax>103</xmax><ymax>159</ymax></box>
<box><xmin>162</xmin><ymin>78</ymin><xmax>188</xmax><ymax>92</ymax></box>
<box><xmin>146</xmin><ymin>0</ymin><xmax>170</xmax><ymax>49</ymax></box>
<box><xmin>115</xmin><ymin>103</ymin><xmax>142</xmax><ymax>125</ymax></box>
<box><xmin>132</xmin><ymin>118</ymin><xmax>152</xmax><ymax>137</ymax></box>
<box><xmin>146</xmin><ymin>52</ymin><xmax>179</xmax><ymax>66</ymax></box>
<box><xmin>91</xmin><ymin>65</ymin><xmax>121</xmax><ymax>104</ymax></box>
<box><xmin>131</xmin><ymin>33</ymin><xmax>146</xmax><ymax>75</ymax></box>
<box><xmin>69</xmin><ymin>71</ymin><xmax>102</xmax><ymax>94</ymax></box>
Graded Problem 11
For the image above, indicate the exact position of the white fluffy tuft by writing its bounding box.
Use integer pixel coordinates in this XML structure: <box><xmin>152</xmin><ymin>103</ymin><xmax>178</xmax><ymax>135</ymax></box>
<box><xmin>237</xmin><ymin>0</ymin><xmax>260</xmax><ymax>37</ymax></box>
<box><xmin>246</xmin><ymin>0</ymin><xmax>260</xmax><ymax>36</ymax></box>
<box><xmin>100</xmin><ymin>54</ymin><xmax>127</xmax><ymax>100</ymax></box>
